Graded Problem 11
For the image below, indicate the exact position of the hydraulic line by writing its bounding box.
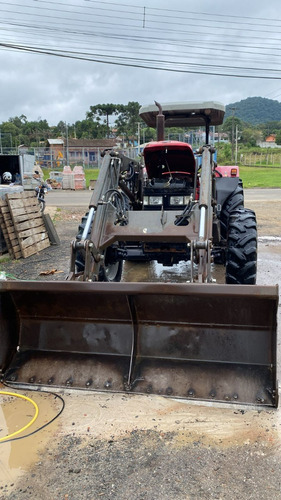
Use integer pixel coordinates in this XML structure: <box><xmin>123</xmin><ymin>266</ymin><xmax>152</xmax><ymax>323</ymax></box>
<box><xmin>0</xmin><ymin>391</ymin><xmax>39</xmax><ymax>442</ymax></box>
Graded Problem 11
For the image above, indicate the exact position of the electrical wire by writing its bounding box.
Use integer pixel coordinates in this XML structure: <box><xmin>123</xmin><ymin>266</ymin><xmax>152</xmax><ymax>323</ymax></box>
<box><xmin>2</xmin><ymin>2</ymin><xmax>281</xmax><ymax>47</ymax></box>
<box><xmin>0</xmin><ymin>385</ymin><xmax>65</xmax><ymax>444</ymax></box>
<box><xmin>2</xmin><ymin>41</ymin><xmax>281</xmax><ymax>80</ymax></box>
<box><xmin>0</xmin><ymin>1</ymin><xmax>280</xmax><ymax>83</ymax></box>
<box><xmin>3</xmin><ymin>20</ymin><xmax>281</xmax><ymax>60</ymax></box>
<box><xmin>1</xmin><ymin>2</ymin><xmax>281</xmax><ymax>70</ymax></box>
<box><xmin>17</xmin><ymin>0</ymin><xmax>281</xmax><ymax>30</ymax></box>
<box><xmin>83</xmin><ymin>0</ymin><xmax>281</xmax><ymax>25</ymax></box>
<box><xmin>0</xmin><ymin>391</ymin><xmax>39</xmax><ymax>442</ymax></box>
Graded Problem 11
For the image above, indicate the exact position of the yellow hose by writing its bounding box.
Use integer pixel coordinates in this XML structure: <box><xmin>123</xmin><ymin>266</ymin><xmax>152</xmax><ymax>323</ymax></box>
<box><xmin>0</xmin><ymin>391</ymin><xmax>39</xmax><ymax>442</ymax></box>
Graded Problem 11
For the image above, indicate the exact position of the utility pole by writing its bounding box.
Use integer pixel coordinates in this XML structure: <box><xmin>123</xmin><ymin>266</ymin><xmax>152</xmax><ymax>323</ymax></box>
<box><xmin>230</xmin><ymin>107</ymin><xmax>236</xmax><ymax>162</ymax></box>
<box><xmin>235</xmin><ymin>125</ymin><xmax>238</xmax><ymax>164</ymax></box>
<box><xmin>137</xmin><ymin>122</ymin><xmax>141</xmax><ymax>156</ymax></box>
<box><xmin>142</xmin><ymin>127</ymin><xmax>146</xmax><ymax>145</ymax></box>
<box><xmin>65</xmin><ymin>122</ymin><xmax>69</xmax><ymax>166</ymax></box>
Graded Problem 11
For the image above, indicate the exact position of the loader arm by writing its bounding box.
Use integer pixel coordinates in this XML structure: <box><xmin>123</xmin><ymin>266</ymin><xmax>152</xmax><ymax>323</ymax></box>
<box><xmin>196</xmin><ymin>145</ymin><xmax>214</xmax><ymax>282</ymax></box>
<box><xmin>69</xmin><ymin>146</ymin><xmax>215</xmax><ymax>284</ymax></box>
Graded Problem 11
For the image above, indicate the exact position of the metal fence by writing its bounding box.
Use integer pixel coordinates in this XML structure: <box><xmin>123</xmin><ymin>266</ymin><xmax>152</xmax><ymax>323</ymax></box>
<box><xmin>240</xmin><ymin>153</ymin><xmax>281</xmax><ymax>167</ymax></box>
<box><xmin>0</xmin><ymin>146</ymin><xmax>138</xmax><ymax>169</ymax></box>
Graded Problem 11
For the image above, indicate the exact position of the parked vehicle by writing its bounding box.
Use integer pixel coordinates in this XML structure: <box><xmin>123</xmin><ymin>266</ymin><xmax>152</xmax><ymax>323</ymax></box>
<box><xmin>0</xmin><ymin>101</ymin><xmax>278</xmax><ymax>409</ymax></box>
<box><xmin>33</xmin><ymin>171</ymin><xmax>51</xmax><ymax>212</ymax></box>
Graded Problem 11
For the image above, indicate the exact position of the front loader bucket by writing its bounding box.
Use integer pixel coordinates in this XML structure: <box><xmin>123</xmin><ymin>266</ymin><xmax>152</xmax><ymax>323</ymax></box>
<box><xmin>0</xmin><ymin>281</ymin><xmax>278</xmax><ymax>407</ymax></box>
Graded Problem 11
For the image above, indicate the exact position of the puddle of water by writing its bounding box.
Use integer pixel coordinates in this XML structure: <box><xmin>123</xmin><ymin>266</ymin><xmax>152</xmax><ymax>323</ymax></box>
<box><xmin>0</xmin><ymin>388</ymin><xmax>61</xmax><ymax>493</ymax></box>
<box><xmin>259</xmin><ymin>236</ymin><xmax>281</xmax><ymax>243</ymax></box>
<box><xmin>123</xmin><ymin>260</ymin><xmax>226</xmax><ymax>284</ymax></box>
<box><xmin>123</xmin><ymin>242</ymin><xmax>281</xmax><ymax>286</ymax></box>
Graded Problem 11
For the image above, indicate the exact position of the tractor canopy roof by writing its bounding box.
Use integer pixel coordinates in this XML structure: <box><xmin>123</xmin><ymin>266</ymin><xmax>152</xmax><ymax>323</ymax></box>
<box><xmin>139</xmin><ymin>101</ymin><xmax>225</xmax><ymax>128</ymax></box>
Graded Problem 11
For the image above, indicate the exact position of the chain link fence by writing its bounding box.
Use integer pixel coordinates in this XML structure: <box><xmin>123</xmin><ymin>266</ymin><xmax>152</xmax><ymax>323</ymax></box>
<box><xmin>0</xmin><ymin>146</ymin><xmax>138</xmax><ymax>169</ymax></box>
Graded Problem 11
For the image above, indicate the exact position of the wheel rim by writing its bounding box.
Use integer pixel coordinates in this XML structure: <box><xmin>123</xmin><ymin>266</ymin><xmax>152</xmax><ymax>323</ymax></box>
<box><xmin>104</xmin><ymin>261</ymin><xmax>120</xmax><ymax>281</ymax></box>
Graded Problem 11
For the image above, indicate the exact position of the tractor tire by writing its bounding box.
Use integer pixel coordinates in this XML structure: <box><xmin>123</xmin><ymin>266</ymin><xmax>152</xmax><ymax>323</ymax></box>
<box><xmin>220</xmin><ymin>180</ymin><xmax>244</xmax><ymax>240</ymax></box>
<box><xmin>225</xmin><ymin>208</ymin><xmax>257</xmax><ymax>285</ymax></box>
<box><xmin>98</xmin><ymin>258</ymin><xmax>123</xmax><ymax>282</ymax></box>
<box><xmin>75</xmin><ymin>213</ymin><xmax>89</xmax><ymax>273</ymax></box>
<box><xmin>75</xmin><ymin>212</ymin><xmax>123</xmax><ymax>282</ymax></box>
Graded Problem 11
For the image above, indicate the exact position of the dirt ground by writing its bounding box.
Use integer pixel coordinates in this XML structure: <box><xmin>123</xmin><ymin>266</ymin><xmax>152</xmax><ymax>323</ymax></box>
<box><xmin>0</xmin><ymin>200</ymin><xmax>281</xmax><ymax>500</ymax></box>
<box><xmin>1</xmin><ymin>200</ymin><xmax>280</xmax><ymax>282</ymax></box>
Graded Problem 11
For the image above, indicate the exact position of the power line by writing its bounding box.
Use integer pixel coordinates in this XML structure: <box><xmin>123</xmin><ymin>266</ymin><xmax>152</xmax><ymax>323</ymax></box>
<box><xmin>82</xmin><ymin>0</ymin><xmax>281</xmax><ymax>24</ymax></box>
<box><xmin>2</xmin><ymin>41</ymin><xmax>281</xmax><ymax>80</ymax></box>
<box><xmin>2</xmin><ymin>14</ymin><xmax>281</xmax><ymax>52</ymax></box>
<box><xmin>1</xmin><ymin>0</ymin><xmax>281</xmax><ymax>81</ymax></box>
<box><xmin>2</xmin><ymin>2</ymin><xmax>281</xmax><ymax>39</ymax></box>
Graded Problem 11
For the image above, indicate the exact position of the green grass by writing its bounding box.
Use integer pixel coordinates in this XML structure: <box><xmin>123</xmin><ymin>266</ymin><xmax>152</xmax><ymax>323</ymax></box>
<box><xmin>84</xmin><ymin>167</ymin><xmax>281</xmax><ymax>189</ymax></box>
<box><xmin>0</xmin><ymin>255</ymin><xmax>11</xmax><ymax>265</ymax></box>
<box><xmin>239</xmin><ymin>166</ymin><xmax>281</xmax><ymax>188</ymax></box>
<box><xmin>84</xmin><ymin>169</ymin><xmax>99</xmax><ymax>186</ymax></box>
<box><xmin>43</xmin><ymin>167</ymin><xmax>99</xmax><ymax>188</ymax></box>
<box><xmin>43</xmin><ymin>166</ymin><xmax>281</xmax><ymax>189</ymax></box>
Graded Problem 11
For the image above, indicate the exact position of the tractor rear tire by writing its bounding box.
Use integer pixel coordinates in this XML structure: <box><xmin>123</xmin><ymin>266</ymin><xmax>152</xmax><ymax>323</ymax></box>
<box><xmin>225</xmin><ymin>208</ymin><xmax>257</xmax><ymax>285</ymax></box>
<box><xmin>75</xmin><ymin>212</ymin><xmax>123</xmax><ymax>282</ymax></box>
<box><xmin>220</xmin><ymin>180</ymin><xmax>244</xmax><ymax>240</ymax></box>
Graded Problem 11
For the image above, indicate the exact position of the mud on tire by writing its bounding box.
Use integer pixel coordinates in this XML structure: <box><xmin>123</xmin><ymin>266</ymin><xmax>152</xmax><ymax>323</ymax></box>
<box><xmin>225</xmin><ymin>208</ymin><xmax>257</xmax><ymax>285</ymax></box>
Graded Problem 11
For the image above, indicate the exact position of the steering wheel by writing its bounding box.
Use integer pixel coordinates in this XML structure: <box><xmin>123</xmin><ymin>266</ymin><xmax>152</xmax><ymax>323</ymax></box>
<box><xmin>161</xmin><ymin>171</ymin><xmax>193</xmax><ymax>176</ymax></box>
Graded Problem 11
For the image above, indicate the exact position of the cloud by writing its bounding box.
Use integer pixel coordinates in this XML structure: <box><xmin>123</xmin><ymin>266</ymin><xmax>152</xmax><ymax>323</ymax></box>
<box><xmin>0</xmin><ymin>0</ymin><xmax>280</xmax><ymax>125</ymax></box>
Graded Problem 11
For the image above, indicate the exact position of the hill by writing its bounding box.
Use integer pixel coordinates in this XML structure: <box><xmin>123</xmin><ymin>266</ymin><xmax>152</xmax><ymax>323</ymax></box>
<box><xmin>225</xmin><ymin>97</ymin><xmax>281</xmax><ymax>125</ymax></box>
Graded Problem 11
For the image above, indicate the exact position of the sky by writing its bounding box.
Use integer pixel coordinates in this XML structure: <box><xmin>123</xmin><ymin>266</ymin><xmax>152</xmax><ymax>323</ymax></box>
<box><xmin>1</xmin><ymin>0</ymin><xmax>281</xmax><ymax>125</ymax></box>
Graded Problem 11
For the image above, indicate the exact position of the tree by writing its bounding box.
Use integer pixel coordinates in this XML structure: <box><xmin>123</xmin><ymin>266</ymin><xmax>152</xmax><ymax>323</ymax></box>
<box><xmin>217</xmin><ymin>142</ymin><xmax>232</xmax><ymax>163</ymax></box>
<box><xmin>222</xmin><ymin>116</ymin><xmax>244</xmax><ymax>143</ymax></box>
<box><xmin>52</xmin><ymin>120</ymin><xmax>67</xmax><ymax>137</ymax></box>
<box><xmin>86</xmin><ymin>104</ymin><xmax>120</xmax><ymax>137</ymax></box>
<box><xmin>115</xmin><ymin>101</ymin><xmax>141</xmax><ymax>142</ymax></box>
<box><xmin>0</xmin><ymin>122</ymin><xmax>20</xmax><ymax>147</ymax></box>
<box><xmin>142</xmin><ymin>126</ymin><xmax>156</xmax><ymax>143</ymax></box>
<box><xmin>240</xmin><ymin>127</ymin><xmax>263</xmax><ymax>146</ymax></box>
<box><xmin>275</xmin><ymin>130</ymin><xmax>281</xmax><ymax>145</ymax></box>
<box><xmin>74</xmin><ymin>119</ymin><xmax>107</xmax><ymax>139</ymax></box>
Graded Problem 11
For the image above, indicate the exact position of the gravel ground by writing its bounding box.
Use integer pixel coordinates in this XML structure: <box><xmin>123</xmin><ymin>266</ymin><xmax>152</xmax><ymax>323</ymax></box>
<box><xmin>1</xmin><ymin>202</ymin><xmax>281</xmax><ymax>500</ymax></box>
<box><xmin>5</xmin><ymin>429</ymin><xmax>281</xmax><ymax>500</ymax></box>
<box><xmin>0</xmin><ymin>207</ymin><xmax>85</xmax><ymax>281</ymax></box>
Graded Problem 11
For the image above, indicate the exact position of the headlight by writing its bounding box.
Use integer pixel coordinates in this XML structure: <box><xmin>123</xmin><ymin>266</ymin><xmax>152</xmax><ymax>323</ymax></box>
<box><xmin>170</xmin><ymin>196</ymin><xmax>184</xmax><ymax>206</ymax></box>
<box><xmin>143</xmin><ymin>196</ymin><xmax>163</xmax><ymax>205</ymax></box>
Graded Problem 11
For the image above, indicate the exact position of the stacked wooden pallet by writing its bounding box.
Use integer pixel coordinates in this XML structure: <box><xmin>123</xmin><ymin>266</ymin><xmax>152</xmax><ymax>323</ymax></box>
<box><xmin>0</xmin><ymin>191</ymin><xmax>50</xmax><ymax>259</ymax></box>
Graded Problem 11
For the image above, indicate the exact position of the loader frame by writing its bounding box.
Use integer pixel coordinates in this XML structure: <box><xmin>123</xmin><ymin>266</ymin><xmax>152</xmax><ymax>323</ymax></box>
<box><xmin>68</xmin><ymin>102</ymin><xmax>241</xmax><ymax>284</ymax></box>
<box><xmin>0</xmin><ymin>101</ymin><xmax>278</xmax><ymax>408</ymax></box>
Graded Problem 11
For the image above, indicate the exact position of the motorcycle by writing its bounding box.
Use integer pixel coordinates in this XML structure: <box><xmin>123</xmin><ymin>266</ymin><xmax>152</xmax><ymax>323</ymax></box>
<box><xmin>33</xmin><ymin>172</ymin><xmax>51</xmax><ymax>212</ymax></box>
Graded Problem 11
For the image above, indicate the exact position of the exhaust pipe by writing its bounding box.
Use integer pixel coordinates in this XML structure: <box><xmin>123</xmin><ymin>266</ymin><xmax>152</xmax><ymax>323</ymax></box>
<box><xmin>155</xmin><ymin>101</ymin><xmax>165</xmax><ymax>141</ymax></box>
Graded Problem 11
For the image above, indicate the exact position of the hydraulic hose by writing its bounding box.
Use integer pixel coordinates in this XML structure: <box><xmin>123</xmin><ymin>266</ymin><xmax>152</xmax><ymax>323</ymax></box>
<box><xmin>0</xmin><ymin>391</ymin><xmax>39</xmax><ymax>442</ymax></box>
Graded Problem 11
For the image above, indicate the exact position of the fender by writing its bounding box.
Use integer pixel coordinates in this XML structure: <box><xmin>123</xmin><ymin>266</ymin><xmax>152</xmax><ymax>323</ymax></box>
<box><xmin>215</xmin><ymin>176</ymin><xmax>240</xmax><ymax>209</ymax></box>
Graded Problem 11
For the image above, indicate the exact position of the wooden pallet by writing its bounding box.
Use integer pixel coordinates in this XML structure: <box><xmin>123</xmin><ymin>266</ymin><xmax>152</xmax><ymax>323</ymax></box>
<box><xmin>6</xmin><ymin>192</ymin><xmax>50</xmax><ymax>258</ymax></box>
<box><xmin>0</xmin><ymin>199</ymin><xmax>21</xmax><ymax>259</ymax></box>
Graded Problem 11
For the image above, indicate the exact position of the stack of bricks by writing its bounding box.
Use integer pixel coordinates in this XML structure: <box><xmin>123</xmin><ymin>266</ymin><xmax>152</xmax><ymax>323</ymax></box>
<box><xmin>62</xmin><ymin>165</ymin><xmax>75</xmax><ymax>190</ymax></box>
<box><xmin>73</xmin><ymin>166</ymin><xmax>86</xmax><ymax>190</ymax></box>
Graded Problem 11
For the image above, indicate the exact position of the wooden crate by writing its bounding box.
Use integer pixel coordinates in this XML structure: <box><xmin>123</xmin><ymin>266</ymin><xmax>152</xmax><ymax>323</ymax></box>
<box><xmin>0</xmin><ymin>199</ymin><xmax>21</xmax><ymax>259</ymax></box>
<box><xmin>6</xmin><ymin>192</ymin><xmax>50</xmax><ymax>258</ymax></box>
